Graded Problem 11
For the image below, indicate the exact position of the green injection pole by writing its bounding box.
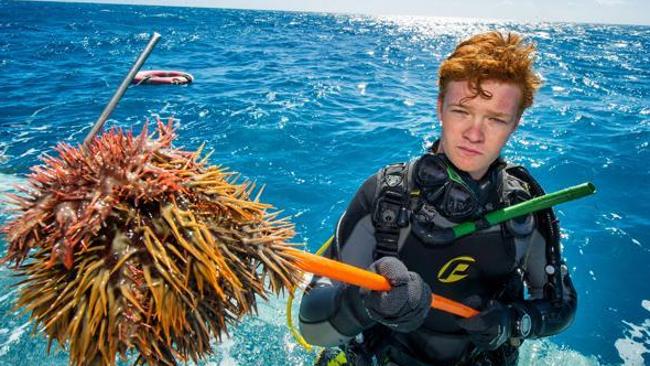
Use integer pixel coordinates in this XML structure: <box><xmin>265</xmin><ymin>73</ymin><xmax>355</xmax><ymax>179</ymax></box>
<box><xmin>452</xmin><ymin>182</ymin><xmax>596</xmax><ymax>239</ymax></box>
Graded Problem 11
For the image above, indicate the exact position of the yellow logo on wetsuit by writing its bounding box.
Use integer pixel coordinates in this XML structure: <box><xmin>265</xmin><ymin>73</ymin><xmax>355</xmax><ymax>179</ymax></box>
<box><xmin>437</xmin><ymin>256</ymin><xmax>475</xmax><ymax>283</ymax></box>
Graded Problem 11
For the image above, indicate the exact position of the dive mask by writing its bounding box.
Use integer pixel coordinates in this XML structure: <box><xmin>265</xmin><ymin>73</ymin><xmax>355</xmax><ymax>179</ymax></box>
<box><xmin>413</xmin><ymin>153</ymin><xmax>483</xmax><ymax>222</ymax></box>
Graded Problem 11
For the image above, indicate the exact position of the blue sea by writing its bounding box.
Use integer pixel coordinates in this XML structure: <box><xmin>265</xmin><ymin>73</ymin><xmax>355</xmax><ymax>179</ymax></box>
<box><xmin>1</xmin><ymin>1</ymin><xmax>649</xmax><ymax>365</ymax></box>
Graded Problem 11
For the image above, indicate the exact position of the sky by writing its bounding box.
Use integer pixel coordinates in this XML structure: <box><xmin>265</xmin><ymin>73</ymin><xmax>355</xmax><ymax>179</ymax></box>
<box><xmin>30</xmin><ymin>0</ymin><xmax>650</xmax><ymax>26</ymax></box>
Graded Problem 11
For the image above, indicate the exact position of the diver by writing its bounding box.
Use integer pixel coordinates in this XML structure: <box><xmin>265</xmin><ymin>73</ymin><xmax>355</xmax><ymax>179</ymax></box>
<box><xmin>298</xmin><ymin>31</ymin><xmax>577</xmax><ymax>366</ymax></box>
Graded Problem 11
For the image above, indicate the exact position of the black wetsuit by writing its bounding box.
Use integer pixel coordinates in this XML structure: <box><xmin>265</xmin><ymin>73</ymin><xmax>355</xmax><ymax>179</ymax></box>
<box><xmin>299</xmin><ymin>153</ymin><xmax>577</xmax><ymax>366</ymax></box>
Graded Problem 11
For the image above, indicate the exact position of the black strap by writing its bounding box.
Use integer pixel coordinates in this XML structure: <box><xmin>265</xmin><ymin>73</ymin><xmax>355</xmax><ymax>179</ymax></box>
<box><xmin>372</xmin><ymin>163</ymin><xmax>411</xmax><ymax>259</ymax></box>
<box><xmin>505</xmin><ymin>165</ymin><xmax>564</xmax><ymax>304</ymax></box>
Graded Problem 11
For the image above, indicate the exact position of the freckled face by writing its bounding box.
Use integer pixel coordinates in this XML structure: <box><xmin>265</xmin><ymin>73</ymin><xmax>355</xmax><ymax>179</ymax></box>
<box><xmin>437</xmin><ymin>80</ymin><xmax>522</xmax><ymax>180</ymax></box>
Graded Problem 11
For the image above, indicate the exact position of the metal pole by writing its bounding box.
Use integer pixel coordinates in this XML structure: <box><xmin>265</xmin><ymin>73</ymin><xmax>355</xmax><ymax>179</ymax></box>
<box><xmin>83</xmin><ymin>32</ymin><xmax>161</xmax><ymax>146</ymax></box>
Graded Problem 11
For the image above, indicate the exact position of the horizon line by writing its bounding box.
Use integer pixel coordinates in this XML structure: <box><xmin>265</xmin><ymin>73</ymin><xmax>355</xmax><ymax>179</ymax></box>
<box><xmin>22</xmin><ymin>0</ymin><xmax>650</xmax><ymax>27</ymax></box>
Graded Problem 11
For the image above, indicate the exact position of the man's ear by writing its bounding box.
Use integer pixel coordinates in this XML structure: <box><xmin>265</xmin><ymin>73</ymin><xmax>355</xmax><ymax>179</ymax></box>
<box><xmin>437</xmin><ymin>98</ymin><xmax>443</xmax><ymax>126</ymax></box>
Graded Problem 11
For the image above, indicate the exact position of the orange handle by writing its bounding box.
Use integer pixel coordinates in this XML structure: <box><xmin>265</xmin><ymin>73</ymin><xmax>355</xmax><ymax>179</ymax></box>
<box><xmin>287</xmin><ymin>248</ymin><xmax>479</xmax><ymax>318</ymax></box>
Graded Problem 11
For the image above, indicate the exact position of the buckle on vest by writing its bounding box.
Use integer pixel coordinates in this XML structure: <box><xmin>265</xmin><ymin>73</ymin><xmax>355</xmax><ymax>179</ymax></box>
<box><xmin>373</xmin><ymin>162</ymin><xmax>412</xmax><ymax>259</ymax></box>
<box><xmin>373</xmin><ymin>196</ymin><xmax>401</xmax><ymax>228</ymax></box>
<box><xmin>373</xmin><ymin>196</ymin><xmax>410</xmax><ymax>229</ymax></box>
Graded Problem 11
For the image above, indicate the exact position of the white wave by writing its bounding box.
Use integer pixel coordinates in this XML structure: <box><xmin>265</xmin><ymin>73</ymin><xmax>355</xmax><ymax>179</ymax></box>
<box><xmin>0</xmin><ymin>288</ymin><xmax>17</xmax><ymax>306</ymax></box>
<box><xmin>615</xmin><ymin>300</ymin><xmax>650</xmax><ymax>366</ymax></box>
<box><xmin>357</xmin><ymin>82</ymin><xmax>368</xmax><ymax>95</ymax></box>
<box><xmin>217</xmin><ymin>337</ymin><xmax>239</xmax><ymax>366</ymax></box>
<box><xmin>0</xmin><ymin>143</ymin><xmax>7</xmax><ymax>164</ymax></box>
<box><xmin>0</xmin><ymin>173</ymin><xmax>26</xmax><ymax>222</ymax></box>
<box><xmin>18</xmin><ymin>148</ymin><xmax>38</xmax><ymax>159</ymax></box>
<box><xmin>518</xmin><ymin>339</ymin><xmax>601</xmax><ymax>365</ymax></box>
<box><xmin>0</xmin><ymin>321</ymin><xmax>30</xmax><ymax>357</ymax></box>
<box><xmin>0</xmin><ymin>173</ymin><xmax>25</xmax><ymax>196</ymax></box>
<box><xmin>403</xmin><ymin>98</ymin><xmax>416</xmax><ymax>107</ymax></box>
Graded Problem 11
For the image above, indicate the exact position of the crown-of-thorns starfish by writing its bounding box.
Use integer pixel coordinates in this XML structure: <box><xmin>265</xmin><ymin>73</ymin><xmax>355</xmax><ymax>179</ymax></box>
<box><xmin>1</xmin><ymin>119</ymin><xmax>302</xmax><ymax>366</ymax></box>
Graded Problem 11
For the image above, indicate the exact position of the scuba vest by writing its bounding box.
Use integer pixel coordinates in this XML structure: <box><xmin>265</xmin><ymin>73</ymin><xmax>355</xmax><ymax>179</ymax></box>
<box><xmin>364</xmin><ymin>152</ymin><xmax>563</xmax><ymax>364</ymax></box>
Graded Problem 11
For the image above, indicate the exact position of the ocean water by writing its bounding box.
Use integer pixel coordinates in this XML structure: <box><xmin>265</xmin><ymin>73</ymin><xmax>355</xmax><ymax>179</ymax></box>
<box><xmin>0</xmin><ymin>1</ymin><xmax>649</xmax><ymax>365</ymax></box>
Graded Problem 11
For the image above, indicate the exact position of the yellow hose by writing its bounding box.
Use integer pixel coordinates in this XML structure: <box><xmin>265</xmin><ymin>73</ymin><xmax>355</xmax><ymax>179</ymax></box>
<box><xmin>286</xmin><ymin>235</ymin><xmax>334</xmax><ymax>351</ymax></box>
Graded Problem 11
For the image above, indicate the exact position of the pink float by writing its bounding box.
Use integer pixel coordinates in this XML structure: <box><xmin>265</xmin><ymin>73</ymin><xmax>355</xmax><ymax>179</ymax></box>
<box><xmin>132</xmin><ymin>70</ymin><xmax>193</xmax><ymax>85</ymax></box>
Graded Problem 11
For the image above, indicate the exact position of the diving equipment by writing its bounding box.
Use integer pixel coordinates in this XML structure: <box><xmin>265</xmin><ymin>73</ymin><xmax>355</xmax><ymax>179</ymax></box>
<box><xmin>360</xmin><ymin>257</ymin><xmax>432</xmax><ymax>333</ymax></box>
<box><xmin>456</xmin><ymin>300</ymin><xmax>513</xmax><ymax>351</ymax></box>
<box><xmin>299</xmin><ymin>149</ymin><xmax>587</xmax><ymax>365</ymax></box>
<box><xmin>512</xmin><ymin>304</ymin><xmax>532</xmax><ymax>338</ymax></box>
<box><xmin>413</xmin><ymin>152</ymin><xmax>498</xmax><ymax>222</ymax></box>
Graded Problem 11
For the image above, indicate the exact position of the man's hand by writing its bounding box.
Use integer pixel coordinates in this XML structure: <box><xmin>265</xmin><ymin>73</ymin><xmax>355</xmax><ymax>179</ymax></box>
<box><xmin>359</xmin><ymin>257</ymin><xmax>431</xmax><ymax>332</ymax></box>
<box><xmin>456</xmin><ymin>300</ymin><xmax>513</xmax><ymax>351</ymax></box>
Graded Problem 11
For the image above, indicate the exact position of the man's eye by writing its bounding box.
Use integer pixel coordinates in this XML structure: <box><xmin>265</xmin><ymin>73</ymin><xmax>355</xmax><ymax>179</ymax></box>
<box><xmin>452</xmin><ymin>109</ymin><xmax>468</xmax><ymax>115</ymax></box>
<box><xmin>490</xmin><ymin>117</ymin><xmax>507</xmax><ymax>124</ymax></box>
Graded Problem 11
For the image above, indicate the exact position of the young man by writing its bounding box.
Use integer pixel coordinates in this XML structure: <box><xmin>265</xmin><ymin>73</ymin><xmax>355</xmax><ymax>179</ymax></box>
<box><xmin>298</xmin><ymin>32</ymin><xmax>577</xmax><ymax>366</ymax></box>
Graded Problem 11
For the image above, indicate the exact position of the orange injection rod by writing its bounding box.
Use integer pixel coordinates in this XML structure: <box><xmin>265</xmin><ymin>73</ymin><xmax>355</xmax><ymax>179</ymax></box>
<box><xmin>287</xmin><ymin>248</ymin><xmax>479</xmax><ymax>318</ymax></box>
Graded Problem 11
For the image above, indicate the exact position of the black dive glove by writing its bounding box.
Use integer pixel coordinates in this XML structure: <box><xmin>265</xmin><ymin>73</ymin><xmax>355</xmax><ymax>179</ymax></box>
<box><xmin>456</xmin><ymin>300</ymin><xmax>514</xmax><ymax>351</ymax></box>
<box><xmin>359</xmin><ymin>257</ymin><xmax>431</xmax><ymax>333</ymax></box>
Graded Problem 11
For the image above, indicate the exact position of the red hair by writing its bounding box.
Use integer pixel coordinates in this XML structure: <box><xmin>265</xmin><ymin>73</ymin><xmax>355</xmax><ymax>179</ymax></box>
<box><xmin>438</xmin><ymin>31</ymin><xmax>541</xmax><ymax>115</ymax></box>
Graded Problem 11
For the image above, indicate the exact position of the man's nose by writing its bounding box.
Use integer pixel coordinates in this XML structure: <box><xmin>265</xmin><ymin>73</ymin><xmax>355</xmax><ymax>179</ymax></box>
<box><xmin>463</xmin><ymin>117</ymin><xmax>484</xmax><ymax>143</ymax></box>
